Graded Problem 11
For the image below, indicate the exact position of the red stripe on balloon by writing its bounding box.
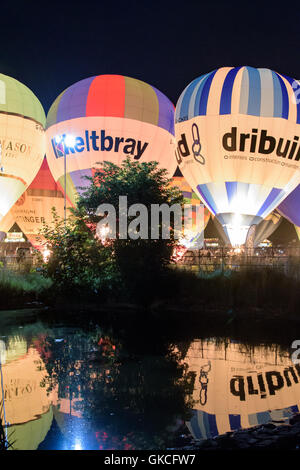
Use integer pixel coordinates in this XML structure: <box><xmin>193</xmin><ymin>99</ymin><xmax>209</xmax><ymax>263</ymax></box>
<box><xmin>86</xmin><ymin>75</ymin><xmax>125</xmax><ymax>117</ymax></box>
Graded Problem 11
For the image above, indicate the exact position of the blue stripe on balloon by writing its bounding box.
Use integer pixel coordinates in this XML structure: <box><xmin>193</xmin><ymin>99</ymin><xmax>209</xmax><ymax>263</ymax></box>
<box><xmin>198</xmin><ymin>70</ymin><xmax>217</xmax><ymax>115</ymax></box>
<box><xmin>291</xmin><ymin>405</ymin><xmax>299</xmax><ymax>413</ymax></box>
<box><xmin>189</xmin><ymin>410</ymin><xmax>201</xmax><ymax>439</ymax></box>
<box><xmin>229</xmin><ymin>415</ymin><xmax>241</xmax><ymax>431</ymax></box>
<box><xmin>247</xmin><ymin>67</ymin><xmax>261</xmax><ymax>116</ymax></box>
<box><xmin>178</xmin><ymin>78</ymin><xmax>200</xmax><ymax>122</ymax></box>
<box><xmin>197</xmin><ymin>184</ymin><xmax>217</xmax><ymax>214</ymax></box>
<box><xmin>225</xmin><ymin>181</ymin><xmax>238</xmax><ymax>203</ymax></box>
<box><xmin>220</xmin><ymin>67</ymin><xmax>242</xmax><ymax>115</ymax></box>
<box><xmin>207</xmin><ymin>413</ymin><xmax>218</xmax><ymax>437</ymax></box>
<box><xmin>256</xmin><ymin>412</ymin><xmax>270</xmax><ymax>425</ymax></box>
<box><xmin>272</xmin><ymin>71</ymin><xmax>283</xmax><ymax>118</ymax></box>
<box><xmin>275</xmin><ymin>73</ymin><xmax>289</xmax><ymax>119</ymax></box>
<box><xmin>256</xmin><ymin>187</ymin><xmax>282</xmax><ymax>217</ymax></box>
<box><xmin>193</xmin><ymin>74</ymin><xmax>211</xmax><ymax>117</ymax></box>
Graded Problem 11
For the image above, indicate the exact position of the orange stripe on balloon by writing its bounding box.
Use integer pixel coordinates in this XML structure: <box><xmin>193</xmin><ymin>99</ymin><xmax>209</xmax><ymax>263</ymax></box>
<box><xmin>86</xmin><ymin>75</ymin><xmax>125</xmax><ymax>117</ymax></box>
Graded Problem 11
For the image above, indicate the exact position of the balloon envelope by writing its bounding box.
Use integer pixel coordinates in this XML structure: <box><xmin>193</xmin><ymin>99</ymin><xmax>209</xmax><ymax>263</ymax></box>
<box><xmin>170</xmin><ymin>174</ymin><xmax>210</xmax><ymax>249</ymax></box>
<box><xmin>0</xmin><ymin>74</ymin><xmax>45</xmax><ymax>220</ymax></box>
<box><xmin>185</xmin><ymin>339</ymin><xmax>300</xmax><ymax>439</ymax></box>
<box><xmin>0</xmin><ymin>157</ymin><xmax>72</xmax><ymax>249</ymax></box>
<box><xmin>277</xmin><ymin>183</ymin><xmax>300</xmax><ymax>226</ymax></box>
<box><xmin>253</xmin><ymin>210</ymin><xmax>282</xmax><ymax>247</ymax></box>
<box><xmin>175</xmin><ymin>66</ymin><xmax>300</xmax><ymax>246</ymax></box>
<box><xmin>46</xmin><ymin>75</ymin><xmax>177</xmax><ymax>206</ymax></box>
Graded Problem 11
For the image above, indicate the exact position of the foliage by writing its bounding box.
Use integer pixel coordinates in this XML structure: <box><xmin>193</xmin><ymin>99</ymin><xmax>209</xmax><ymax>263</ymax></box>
<box><xmin>76</xmin><ymin>158</ymin><xmax>184</xmax><ymax>304</ymax></box>
<box><xmin>0</xmin><ymin>269</ymin><xmax>52</xmax><ymax>309</ymax></box>
<box><xmin>40</xmin><ymin>208</ymin><xmax>120</xmax><ymax>298</ymax></box>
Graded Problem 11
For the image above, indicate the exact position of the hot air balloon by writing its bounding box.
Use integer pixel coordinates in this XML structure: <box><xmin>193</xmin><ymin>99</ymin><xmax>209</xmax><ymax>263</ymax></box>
<box><xmin>45</xmin><ymin>75</ymin><xmax>177</xmax><ymax>207</ymax></box>
<box><xmin>0</xmin><ymin>157</ymin><xmax>72</xmax><ymax>249</ymax></box>
<box><xmin>184</xmin><ymin>339</ymin><xmax>300</xmax><ymax>439</ymax></box>
<box><xmin>253</xmin><ymin>209</ymin><xmax>282</xmax><ymax>247</ymax></box>
<box><xmin>294</xmin><ymin>224</ymin><xmax>300</xmax><ymax>240</ymax></box>
<box><xmin>0</xmin><ymin>74</ymin><xmax>45</xmax><ymax>220</ymax></box>
<box><xmin>175</xmin><ymin>66</ymin><xmax>300</xmax><ymax>247</ymax></box>
<box><xmin>170</xmin><ymin>174</ymin><xmax>210</xmax><ymax>249</ymax></box>
<box><xmin>277</xmin><ymin>183</ymin><xmax>300</xmax><ymax>228</ymax></box>
<box><xmin>0</xmin><ymin>340</ymin><xmax>56</xmax><ymax>450</ymax></box>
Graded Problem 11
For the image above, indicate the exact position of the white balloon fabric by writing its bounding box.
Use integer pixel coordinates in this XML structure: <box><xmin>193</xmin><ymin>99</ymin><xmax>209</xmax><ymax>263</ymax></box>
<box><xmin>175</xmin><ymin>66</ymin><xmax>300</xmax><ymax>246</ymax></box>
<box><xmin>0</xmin><ymin>74</ymin><xmax>45</xmax><ymax>221</ymax></box>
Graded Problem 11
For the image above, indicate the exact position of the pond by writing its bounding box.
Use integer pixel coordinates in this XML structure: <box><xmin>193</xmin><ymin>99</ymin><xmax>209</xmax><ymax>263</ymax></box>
<box><xmin>0</xmin><ymin>310</ymin><xmax>299</xmax><ymax>450</ymax></box>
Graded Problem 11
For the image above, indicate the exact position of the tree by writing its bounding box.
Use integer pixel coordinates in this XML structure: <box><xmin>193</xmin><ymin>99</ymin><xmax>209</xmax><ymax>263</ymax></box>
<box><xmin>40</xmin><ymin>208</ymin><xmax>120</xmax><ymax>299</ymax></box>
<box><xmin>77</xmin><ymin>158</ymin><xmax>184</xmax><ymax>304</ymax></box>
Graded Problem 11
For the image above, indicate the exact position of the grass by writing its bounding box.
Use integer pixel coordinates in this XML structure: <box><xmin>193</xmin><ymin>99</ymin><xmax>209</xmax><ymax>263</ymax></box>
<box><xmin>0</xmin><ymin>269</ymin><xmax>52</xmax><ymax>309</ymax></box>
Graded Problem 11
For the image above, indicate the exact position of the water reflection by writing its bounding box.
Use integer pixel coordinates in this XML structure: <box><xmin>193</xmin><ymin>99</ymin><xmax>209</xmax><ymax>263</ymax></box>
<box><xmin>184</xmin><ymin>339</ymin><xmax>300</xmax><ymax>440</ymax></box>
<box><xmin>0</xmin><ymin>335</ymin><xmax>55</xmax><ymax>449</ymax></box>
<box><xmin>0</xmin><ymin>320</ymin><xmax>299</xmax><ymax>450</ymax></box>
<box><xmin>35</xmin><ymin>328</ymin><xmax>195</xmax><ymax>450</ymax></box>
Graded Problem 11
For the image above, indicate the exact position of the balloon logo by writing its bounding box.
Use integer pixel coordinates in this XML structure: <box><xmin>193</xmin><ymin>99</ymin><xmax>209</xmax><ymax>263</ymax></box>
<box><xmin>191</xmin><ymin>124</ymin><xmax>205</xmax><ymax>165</ymax></box>
<box><xmin>175</xmin><ymin>66</ymin><xmax>300</xmax><ymax>246</ymax></box>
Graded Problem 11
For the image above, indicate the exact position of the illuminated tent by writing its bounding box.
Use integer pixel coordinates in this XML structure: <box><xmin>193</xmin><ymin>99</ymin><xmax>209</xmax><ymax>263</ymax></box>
<box><xmin>0</xmin><ymin>74</ymin><xmax>45</xmax><ymax>220</ymax></box>
<box><xmin>45</xmin><ymin>75</ymin><xmax>177</xmax><ymax>207</ymax></box>
<box><xmin>184</xmin><ymin>340</ymin><xmax>300</xmax><ymax>439</ymax></box>
<box><xmin>175</xmin><ymin>66</ymin><xmax>300</xmax><ymax>247</ymax></box>
<box><xmin>0</xmin><ymin>157</ymin><xmax>72</xmax><ymax>249</ymax></box>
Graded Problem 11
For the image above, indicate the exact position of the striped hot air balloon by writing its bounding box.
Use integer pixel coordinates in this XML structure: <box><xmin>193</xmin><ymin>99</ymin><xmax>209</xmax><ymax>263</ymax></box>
<box><xmin>175</xmin><ymin>66</ymin><xmax>300</xmax><ymax>246</ymax></box>
<box><xmin>277</xmin><ymin>183</ymin><xmax>300</xmax><ymax>227</ymax></box>
<box><xmin>184</xmin><ymin>339</ymin><xmax>300</xmax><ymax>439</ymax></box>
<box><xmin>0</xmin><ymin>74</ymin><xmax>45</xmax><ymax>220</ymax></box>
<box><xmin>45</xmin><ymin>75</ymin><xmax>177</xmax><ymax>207</ymax></box>
<box><xmin>253</xmin><ymin>209</ymin><xmax>282</xmax><ymax>247</ymax></box>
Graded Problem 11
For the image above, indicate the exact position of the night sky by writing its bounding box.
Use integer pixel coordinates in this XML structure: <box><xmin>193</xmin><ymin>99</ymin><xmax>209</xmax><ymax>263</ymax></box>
<box><xmin>2</xmin><ymin>1</ymin><xmax>300</xmax><ymax>113</ymax></box>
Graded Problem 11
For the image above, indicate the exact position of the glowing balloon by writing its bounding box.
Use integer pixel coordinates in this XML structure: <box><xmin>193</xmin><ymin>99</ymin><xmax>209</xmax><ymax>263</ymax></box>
<box><xmin>277</xmin><ymin>183</ymin><xmax>300</xmax><ymax>227</ymax></box>
<box><xmin>184</xmin><ymin>340</ymin><xmax>300</xmax><ymax>439</ymax></box>
<box><xmin>294</xmin><ymin>224</ymin><xmax>300</xmax><ymax>240</ymax></box>
<box><xmin>0</xmin><ymin>74</ymin><xmax>45</xmax><ymax>220</ymax></box>
<box><xmin>175</xmin><ymin>66</ymin><xmax>300</xmax><ymax>246</ymax></box>
<box><xmin>253</xmin><ymin>210</ymin><xmax>282</xmax><ymax>247</ymax></box>
<box><xmin>0</xmin><ymin>157</ymin><xmax>72</xmax><ymax>249</ymax></box>
<box><xmin>45</xmin><ymin>75</ymin><xmax>177</xmax><ymax>206</ymax></box>
<box><xmin>170</xmin><ymin>174</ymin><xmax>210</xmax><ymax>248</ymax></box>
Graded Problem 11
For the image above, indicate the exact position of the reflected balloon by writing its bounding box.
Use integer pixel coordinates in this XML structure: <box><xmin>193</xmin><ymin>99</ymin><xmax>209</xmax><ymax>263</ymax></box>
<box><xmin>184</xmin><ymin>339</ymin><xmax>300</xmax><ymax>439</ymax></box>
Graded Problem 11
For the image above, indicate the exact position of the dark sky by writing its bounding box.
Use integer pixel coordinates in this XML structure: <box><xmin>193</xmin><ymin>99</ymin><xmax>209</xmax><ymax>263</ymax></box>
<box><xmin>1</xmin><ymin>1</ymin><xmax>300</xmax><ymax>114</ymax></box>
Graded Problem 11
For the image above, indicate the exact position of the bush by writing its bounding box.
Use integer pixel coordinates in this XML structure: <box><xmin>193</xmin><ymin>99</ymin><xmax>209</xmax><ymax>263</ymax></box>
<box><xmin>41</xmin><ymin>208</ymin><xmax>121</xmax><ymax>300</ymax></box>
